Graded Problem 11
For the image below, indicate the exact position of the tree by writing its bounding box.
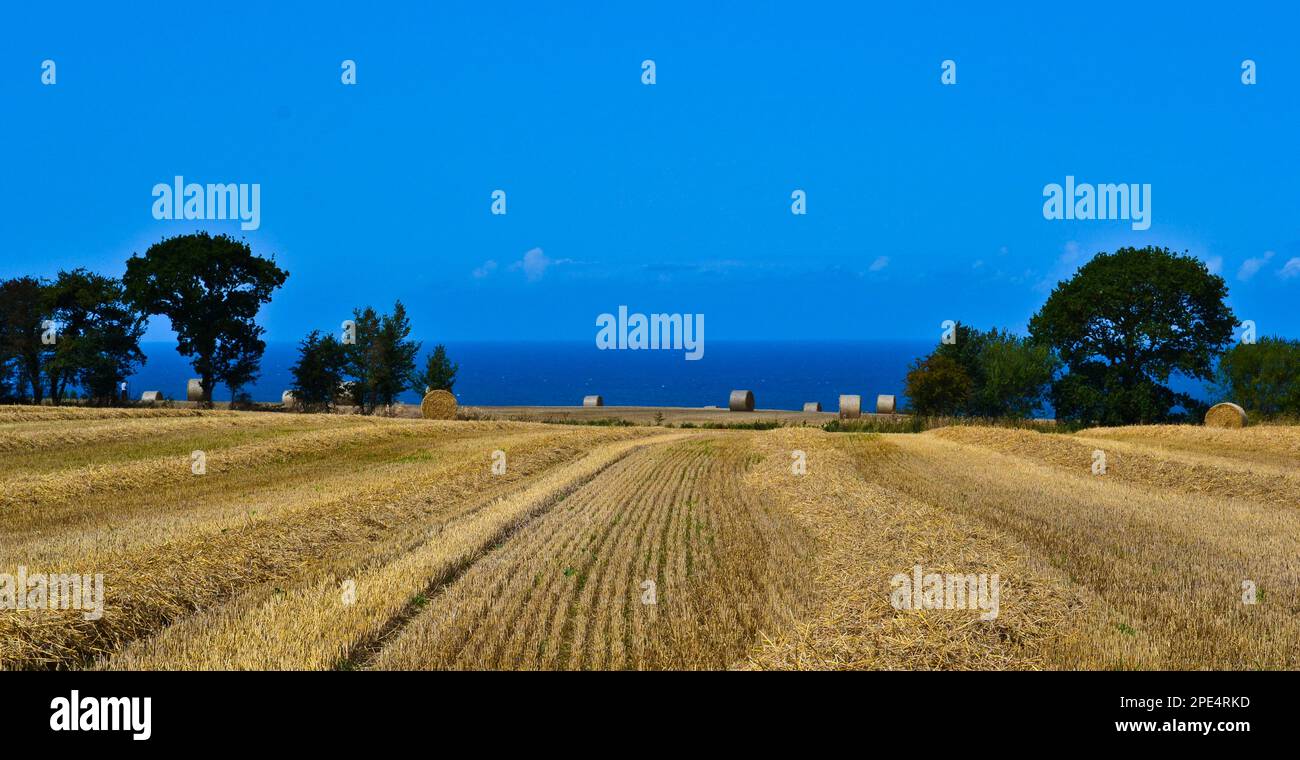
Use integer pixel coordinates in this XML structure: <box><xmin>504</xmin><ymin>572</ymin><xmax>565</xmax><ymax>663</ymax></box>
<box><xmin>0</xmin><ymin>358</ymin><xmax>12</xmax><ymax>403</ymax></box>
<box><xmin>45</xmin><ymin>269</ymin><xmax>147</xmax><ymax>404</ymax></box>
<box><xmin>123</xmin><ymin>233</ymin><xmax>288</xmax><ymax>405</ymax></box>
<box><xmin>964</xmin><ymin>330</ymin><xmax>1058</xmax><ymax>418</ymax></box>
<box><xmin>1216</xmin><ymin>337</ymin><xmax>1300</xmax><ymax>417</ymax></box>
<box><xmin>0</xmin><ymin>276</ymin><xmax>52</xmax><ymax>402</ymax></box>
<box><xmin>1029</xmin><ymin>246</ymin><xmax>1236</xmax><ymax>425</ymax></box>
<box><xmin>417</xmin><ymin>344</ymin><xmax>459</xmax><ymax>393</ymax></box>
<box><xmin>344</xmin><ymin>301</ymin><xmax>420</xmax><ymax>413</ymax></box>
<box><xmin>0</xmin><ymin>308</ymin><xmax>13</xmax><ymax>402</ymax></box>
<box><xmin>289</xmin><ymin>331</ymin><xmax>348</xmax><ymax>410</ymax></box>
<box><xmin>343</xmin><ymin>306</ymin><xmax>382</xmax><ymax>413</ymax></box>
<box><xmin>904</xmin><ymin>354</ymin><xmax>972</xmax><ymax>416</ymax></box>
<box><xmin>213</xmin><ymin>321</ymin><xmax>264</xmax><ymax>403</ymax></box>
<box><xmin>375</xmin><ymin>301</ymin><xmax>420</xmax><ymax>408</ymax></box>
<box><xmin>921</xmin><ymin>322</ymin><xmax>1057</xmax><ymax>418</ymax></box>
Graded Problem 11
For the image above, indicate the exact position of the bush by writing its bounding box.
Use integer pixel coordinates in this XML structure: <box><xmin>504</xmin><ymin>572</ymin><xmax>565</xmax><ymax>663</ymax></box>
<box><xmin>905</xmin><ymin>323</ymin><xmax>1056</xmax><ymax>418</ymax></box>
<box><xmin>1216</xmin><ymin>337</ymin><xmax>1300</xmax><ymax>417</ymax></box>
<box><xmin>904</xmin><ymin>354</ymin><xmax>972</xmax><ymax>416</ymax></box>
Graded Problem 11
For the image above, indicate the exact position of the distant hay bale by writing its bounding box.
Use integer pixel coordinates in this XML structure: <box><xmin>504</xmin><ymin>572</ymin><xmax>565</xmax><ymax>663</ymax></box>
<box><xmin>876</xmin><ymin>394</ymin><xmax>896</xmax><ymax>414</ymax></box>
<box><xmin>583</xmin><ymin>395</ymin><xmax>604</xmax><ymax>407</ymax></box>
<box><xmin>186</xmin><ymin>379</ymin><xmax>204</xmax><ymax>402</ymax></box>
<box><xmin>281</xmin><ymin>390</ymin><xmax>296</xmax><ymax>406</ymax></box>
<box><xmin>421</xmin><ymin>389</ymin><xmax>458</xmax><ymax>420</ymax></box>
<box><xmin>838</xmin><ymin>394</ymin><xmax>861</xmax><ymax>418</ymax></box>
<box><xmin>140</xmin><ymin>391</ymin><xmax>162</xmax><ymax>403</ymax></box>
<box><xmin>728</xmin><ymin>390</ymin><xmax>755</xmax><ymax>412</ymax></box>
<box><xmin>1204</xmin><ymin>402</ymin><xmax>1247</xmax><ymax>429</ymax></box>
<box><xmin>802</xmin><ymin>401</ymin><xmax>822</xmax><ymax>412</ymax></box>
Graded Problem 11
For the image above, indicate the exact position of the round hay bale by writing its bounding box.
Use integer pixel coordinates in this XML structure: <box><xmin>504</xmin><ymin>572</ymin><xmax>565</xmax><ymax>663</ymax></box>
<box><xmin>1204</xmin><ymin>402</ymin><xmax>1247</xmax><ymax>429</ymax></box>
<box><xmin>420</xmin><ymin>389</ymin><xmax>458</xmax><ymax>420</ymax></box>
<box><xmin>802</xmin><ymin>401</ymin><xmax>822</xmax><ymax>413</ymax></box>
<box><xmin>281</xmin><ymin>390</ymin><xmax>296</xmax><ymax>406</ymax></box>
<box><xmin>583</xmin><ymin>395</ymin><xmax>604</xmax><ymax>407</ymax></box>
<box><xmin>186</xmin><ymin>379</ymin><xmax>204</xmax><ymax>402</ymax></box>
<box><xmin>140</xmin><ymin>390</ymin><xmax>162</xmax><ymax>403</ymax></box>
<box><xmin>838</xmin><ymin>394</ymin><xmax>861</xmax><ymax>419</ymax></box>
<box><xmin>876</xmin><ymin>395</ymin><xmax>896</xmax><ymax>414</ymax></box>
<box><xmin>728</xmin><ymin>390</ymin><xmax>755</xmax><ymax>412</ymax></box>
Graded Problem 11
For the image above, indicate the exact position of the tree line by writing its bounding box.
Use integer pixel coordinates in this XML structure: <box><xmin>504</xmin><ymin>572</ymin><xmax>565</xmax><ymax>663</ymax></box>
<box><xmin>905</xmin><ymin>245</ymin><xmax>1300</xmax><ymax>425</ymax></box>
<box><xmin>288</xmin><ymin>303</ymin><xmax>458</xmax><ymax>413</ymax></box>
<box><xmin>1</xmin><ymin>232</ymin><xmax>456</xmax><ymax>412</ymax></box>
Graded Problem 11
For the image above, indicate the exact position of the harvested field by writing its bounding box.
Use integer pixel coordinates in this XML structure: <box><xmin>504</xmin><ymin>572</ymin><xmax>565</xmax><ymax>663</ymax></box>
<box><xmin>1</xmin><ymin>406</ymin><xmax>1296</xmax><ymax>670</ymax></box>
<box><xmin>458</xmin><ymin>404</ymin><xmax>834</xmax><ymax>426</ymax></box>
<box><xmin>369</xmin><ymin>436</ymin><xmax>813</xmax><ymax>670</ymax></box>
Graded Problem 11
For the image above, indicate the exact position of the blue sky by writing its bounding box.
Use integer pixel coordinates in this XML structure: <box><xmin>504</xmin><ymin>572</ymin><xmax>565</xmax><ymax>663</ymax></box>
<box><xmin>2</xmin><ymin>1</ymin><xmax>1297</xmax><ymax>343</ymax></box>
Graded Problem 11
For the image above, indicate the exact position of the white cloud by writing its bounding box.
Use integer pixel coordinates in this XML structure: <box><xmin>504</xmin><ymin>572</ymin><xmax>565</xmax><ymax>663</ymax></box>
<box><xmin>508</xmin><ymin>247</ymin><xmax>573</xmax><ymax>281</ymax></box>
<box><xmin>472</xmin><ymin>260</ymin><xmax>498</xmax><ymax>278</ymax></box>
<box><xmin>1032</xmin><ymin>241</ymin><xmax>1086</xmax><ymax>293</ymax></box>
<box><xmin>1238</xmin><ymin>251</ymin><xmax>1274</xmax><ymax>281</ymax></box>
<box><xmin>1279</xmin><ymin>257</ymin><xmax>1300</xmax><ymax>280</ymax></box>
<box><xmin>1202</xmin><ymin>255</ymin><xmax>1223</xmax><ymax>275</ymax></box>
<box><xmin>868</xmin><ymin>256</ymin><xmax>890</xmax><ymax>272</ymax></box>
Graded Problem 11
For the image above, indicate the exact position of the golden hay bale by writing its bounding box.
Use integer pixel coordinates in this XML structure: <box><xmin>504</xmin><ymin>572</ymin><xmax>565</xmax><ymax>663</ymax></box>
<box><xmin>281</xmin><ymin>390</ymin><xmax>296</xmax><ymax>406</ymax></box>
<box><xmin>876</xmin><ymin>394</ymin><xmax>896</xmax><ymax>414</ymax></box>
<box><xmin>420</xmin><ymin>389</ymin><xmax>458</xmax><ymax>420</ymax></box>
<box><xmin>728</xmin><ymin>389</ymin><xmax>755</xmax><ymax>412</ymax></box>
<box><xmin>140</xmin><ymin>391</ymin><xmax>162</xmax><ymax>403</ymax></box>
<box><xmin>802</xmin><ymin>401</ymin><xmax>822</xmax><ymax>412</ymax></box>
<box><xmin>838</xmin><ymin>394</ymin><xmax>861</xmax><ymax>418</ymax></box>
<box><xmin>186</xmin><ymin>379</ymin><xmax>204</xmax><ymax>402</ymax></box>
<box><xmin>583</xmin><ymin>395</ymin><xmax>604</xmax><ymax>407</ymax></box>
<box><xmin>1204</xmin><ymin>402</ymin><xmax>1247</xmax><ymax>429</ymax></box>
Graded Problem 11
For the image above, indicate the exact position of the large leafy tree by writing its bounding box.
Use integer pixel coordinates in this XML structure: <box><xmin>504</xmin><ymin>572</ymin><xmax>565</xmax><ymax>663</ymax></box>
<box><xmin>46</xmin><ymin>269</ymin><xmax>147</xmax><ymax>404</ymax></box>
<box><xmin>1029</xmin><ymin>245</ymin><xmax>1236</xmax><ymax>425</ymax></box>
<box><xmin>123</xmin><ymin>233</ymin><xmax>288</xmax><ymax>404</ymax></box>
<box><xmin>0</xmin><ymin>276</ymin><xmax>53</xmax><ymax>402</ymax></box>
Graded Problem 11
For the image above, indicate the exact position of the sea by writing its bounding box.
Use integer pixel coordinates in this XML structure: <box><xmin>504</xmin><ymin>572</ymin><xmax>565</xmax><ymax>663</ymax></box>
<box><xmin>125</xmin><ymin>340</ymin><xmax>930</xmax><ymax>409</ymax></box>
<box><xmin>122</xmin><ymin>340</ymin><xmax>1214</xmax><ymax>413</ymax></box>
